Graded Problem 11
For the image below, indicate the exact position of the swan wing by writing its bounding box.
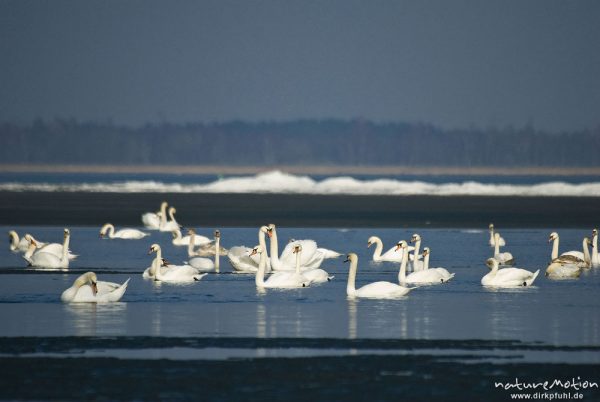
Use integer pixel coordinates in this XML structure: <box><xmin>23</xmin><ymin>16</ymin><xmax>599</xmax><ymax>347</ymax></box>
<box><xmin>316</xmin><ymin>248</ymin><xmax>342</xmax><ymax>259</ymax></box>
<box><xmin>279</xmin><ymin>240</ymin><xmax>320</xmax><ymax>267</ymax></box>
<box><xmin>187</xmin><ymin>257</ymin><xmax>215</xmax><ymax>271</ymax></box>
<box><xmin>404</xmin><ymin>269</ymin><xmax>451</xmax><ymax>285</ymax></box>
<box><xmin>142</xmin><ymin>213</ymin><xmax>161</xmax><ymax>229</ymax></box>
<box><xmin>302</xmin><ymin>268</ymin><xmax>332</xmax><ymax>284</ymax></box>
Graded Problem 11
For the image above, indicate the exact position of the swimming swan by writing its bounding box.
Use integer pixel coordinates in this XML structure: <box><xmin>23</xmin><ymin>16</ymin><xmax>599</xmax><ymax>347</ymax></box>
<box><xmin>159</xmin><ymin>206</ymin><xmax>180</xmax><ymax>232</ymax></box>
<box><xmin>252</xmin><ymin>243</ymin><xmax>310</xmax><ymax>289</ymax></box>
<box><xmin>172</xmin><ymin>228</ymin><xmax>211</xmax><ymax>247</ymax></box>
<box><xmin>266</xmin><ymin>224</ymin><xmax>324</xmax><ymax>271</ymax></box>
<box><xmin>141</xmin><ymin>201</ymin><xmax>167</xmax><ymax>230</ymax></box>
<box><xmin>367</xmin><ymin>235</ymin><xmax>413</xmax><ymax>262</ymax></box>
<box><xmin>227</xmin><ymin>226</ymin><xmax>271</xmax><ymax>273</ymax></box>
<box><xmin>548</xmin><ymin>232</ymin><xmax>590</xmax><ymax>268</ymax></box>
<box><xmin>397</xmin><ymin>245</ymin><xmax>455</xmax><ymax>285</ymax></box>
<box><xmin>294</xmin><ymin>244</ymin><xmax>333</xmax><ymax>284</ymax></box>
<box><xmin>187</xmin><ymin>230</ymin><xmax>222</xmax><ymax>272</ymax></box>
<box><xmin>61</xmin><ymin>272</ymin><xmax>129</xmax><ymax>303</ymax></box>
<box><xmin>100</xmin><ymin>223</ymin><xmax>149</xmax><ymax>240</ymax></box>
<box><xmin>23</xmin><ymin>233</ymin><xmax>77</xmax><ymax>260</ymax></box>
<box><xmin>492</xmin><ymin>232</ymin><xmax>514</xmax><ymax>265</ymax></box>
<box><xmin>489</xmin><ymin>223</ymin><xmax>506</xmax><ymax>247</ymax></box>
<box><xmin>482</xmin><ymin>258</ymin><xmax>539</xmax><ymax>287</ymax></box>
<box><xmin>345</xmin><ymin>253</ymin><xmax>413</xmax><ymax>299</ymax></box>
<box><xmin>23</xmin><ymin>228</ymin><xmax>71</xmax><ymax>269</ymax></box>
<box><xmin>147</xmin><ymin>244</ymin><xmax>206</xmax><ymax>282</ymax></box>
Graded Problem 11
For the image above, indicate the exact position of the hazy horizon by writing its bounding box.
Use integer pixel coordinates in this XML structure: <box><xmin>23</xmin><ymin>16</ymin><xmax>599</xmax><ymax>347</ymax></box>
<box><xmin>2</xmin><ymin>0</ymin><xmax>600</xmax><ymax>132</ymax></box>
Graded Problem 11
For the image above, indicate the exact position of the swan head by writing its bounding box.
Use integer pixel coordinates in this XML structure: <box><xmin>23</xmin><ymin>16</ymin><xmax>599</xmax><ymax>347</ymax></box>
<box><xmin>8</xmin><ymin>230</ymin><xmax>17</xmax><ymax>241</ymax></box>
<box><xmin>265</xmin><ymin>224</ymin><xmax>276</xmax><ymax>238</ymax></box>
<box><xmin>99</xmin><ymin>223</ymin><xmax>112</xmax><ymax>238</ymax></box>
<box><xmin>366</xmin><ymin>236</ymin><xmax>378</xmax><ymax>248</ymax></box>
<box><xmin>494</xmin><ymin>232</ymin><xmax>501</xmax><ymax>240</ymax></box>
<box><xmin>161</xmin><ymin>201</ymin><xmax>168</xmax><ymax>208</ymax></box>
<box><xmin>214</xmin><ymin>230</ymin><xmax>220</xmax><ymax>238</ymax></box>
<box><xmin>169</xmin><ymin>207</ymin><xmax>176</xmax><ymax>214</ymax></box>
<box><xmin>344</xmin><ymin>253</ymin><xmax>358</xmax><ymax>264</ymax></box>
<box><xmin>489</xmin><ymin>223</ymin><xmax>494</xmax><ymax>230</ymax></box>
<box><xmin>485</xmin><ymin>258</ymin><xmax>499</xmax><ymax>269</ymax></box>
<box><xmin>74</xmin><ymin>272</ymin><xmax>98</xmax><ymax>295</ymax></box>
<box><xmin>292</xmin><ymin>244</ymin><xmax>302</xmax><ymax>254</ymax></box>
<box><xmin>395</xmin><ymin>240</ymin><xmax>409</xmax><ymax>251</ymax></box>
<box><xmin>63</xmin><ymin>228</ymin><xmax>70</xmax><ymax>238</ymax></box>
<box><xmin>250</xmin><ymin>245</ymin><xmax>263</xmax><ymax>256</ymax></box>
<box><xmin>410</xmin><ymin>234</ymin><xmax>421</xmax><ymax>243</ymax></box>
<box><xmin>422</xmin><ymin>247</ymin><xmax>430</xmax><ymax>257</ymax></box>
<box><xmin>23</xmin><ymin>234</ymin><xmax>33</xmax><ymax>243</ymax></box>
<box><xmin>584</xmin><ymin>237</ymin><xmax>593</xmax><ymax>247</ymax></box>
<box><xmin>161</xmin><ymin>258</ymin><xmax>171</xmax><ymax>266</ymax></box>
<box><xmin>187</xmin><ymin>229</ymin><xmax>196</xmax><ymax>235</ymax></box>
<box><xmin>148</xmin><ymin>244</ymin><xmax>161</xmax><ymax>254</ymax></box>
<box><xmin>592</xmin><ymin>229</ymin><xmax>598</xmax><ymax>238</ymax></box>
<box><xmin>548</xmin><ymin>232</ymin><xmax>559</xmax><ymax>243</ymax></box>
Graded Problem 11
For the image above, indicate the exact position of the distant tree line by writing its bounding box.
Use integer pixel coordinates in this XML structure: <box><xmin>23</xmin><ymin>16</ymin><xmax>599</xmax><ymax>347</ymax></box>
<box><xmin>1</xmin><ymin>118</ymin><xmax>599</xmax><ymax>167</ymax></box>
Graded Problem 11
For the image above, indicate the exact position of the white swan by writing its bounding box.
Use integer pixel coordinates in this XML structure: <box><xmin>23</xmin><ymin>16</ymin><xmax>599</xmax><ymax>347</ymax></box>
<box><xmin>482</xmin><ymin>258</ymin><xmax>539</xmax><ymax>287</ymax></box>
<box><xmin>100</xmin><ymin>223</ymin><xmax>149</xmax><ymax>240</ymax></box>
<box><xmin>294</xmin><ymin>244</ymin><xmax>333</xmax><ymax>284</ymax></box>
<box><xmin>548</xmin><ymin>232</ymin><xmax>590</xmax><ymax>268</ymax></box>
<box><xmin>61</xmin><ymin>272</ymin><xmax>130</xmax><ymax>303</ymax></box>
<box><xmin>545</xmin><ymin>236</ymin><xmax>591</xmax><ymax>278</ymax></box>
<box><xmin>367</xmin><ymin>235</ymin><xmax>413</xmax><ymax>262</ymax></box>
<box><xmin>147</xmin><ymin>244</ymin><xmax>206</xmax><ymax>282</ymax></box>
<box><xmin>23</xmin><ymin>228</ymin><xmax>71</xmax><ymax>269</ymax></box>
<box><xmin>592</xmin><ymin>229</ymin><xmax>600</xmax><ymax>267</ymax></box>
<box><xmin>316</xmin><ymin>248</ymin><xmax>342</xmax><ymax>259</ymax></box>
<box><xmin>141</xmin><ymin>201</ymin><xmax>167</xmax><ymax>230</ymax></box>
<box><xmin>345</xmin><ymin>253</ymin><xmax>413</xmax><ymax>299</ymax></box>
<box><xmin>186</xmin><ymin>230</ymin><xmax>222</xmax><ymax>272</ymax></box>
<box><xmin>24</xmin><ymin>233</ymin><xmax>77</xmax><ymax>260</ymax></box>
<box><xmin>227</xmin><ymin>226</ymin><xmax>272</xmax><ymax>273</ymax></box>
<box><xmin>266</xmin><ymin>224</ymin><xmax>324</xmax><ymax>271</ymax></box>
<box><xmin>489</xmin><ymin>223</ymin><xmax>506</xmax><ymax>247</ymax></box>
<box><xmin>397</xmin><ymin>245</ymin><xmax>455</xmax><ymax>285</ymax></box>
<box><xmin>409</xmin><ymin>234</ymin><xmax>425</xmax><ymax>271</ymax></box>
<box><xmin>8</xmin><ymin>231</ymin><xmax>42</xmax><ymax>252</ymax></box>
<box><xmin>492</xmin><ymin>232</ymin><xmax>514</xmax><ymax>265</ymax></box>
<box><xmin>252</xmin><ymin>243</ymin><xmax>310</xmax><ymax>289</ymax></box>
<box><xmin>172</xmin><ymin>227</ymin><xmax>210</xmax><ymax>247</ymax></box>
<box><xmin>159</xmin><ymin>206</ymin><xmax>180</xmax><ymax>232</ymax></box>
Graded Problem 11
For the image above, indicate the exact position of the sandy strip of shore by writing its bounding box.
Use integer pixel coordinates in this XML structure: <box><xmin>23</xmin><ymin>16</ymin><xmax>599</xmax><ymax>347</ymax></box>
<box><xmin>1</xmin><ymin>164</ymin><xmax>600</xmax><ymax>176</ymax></box>
<box><xmin>1</xmin><ymin>192</ymin><xmax>597</xmax><ymax>228</ymax></box>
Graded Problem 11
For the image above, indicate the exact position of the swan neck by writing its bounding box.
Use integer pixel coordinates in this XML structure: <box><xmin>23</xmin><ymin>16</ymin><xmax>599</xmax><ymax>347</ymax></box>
<box><xmin>423</xmin><ymin>253</ymin><xmax>430</xmax><ymax>271</ymax></box>
<box><xmin>160</xmin><ymin>204</ymin><xmax>168</xmax><ymax>226</ymax></box>
<box><xmin>62</xmin><ymin>233</ymin><xmax>70</xmax><ymax>261</ymax></box>
<box><xmin>582</xmin><ymin>238</ymin><xmax>591</xmax><ymax>264</ymax></box>
<box><xmin>346</xmin><ymin>260</ymin><xmax>357</xmax><ymax>296</ymax></box>
<box><xmin>187</xmin><ymin>232</ymin><xmax>195</xmax><ymax>256</ymax></box>
<box><xmin>593</xmin><ymin>234</ymin><xmax>598</xmax><ymax>260</ymax></box>
<box><xmin>372</xmin><ymin>237</ymin><xmax>383</xmax><ymax>259</ymax></box>
<box><xmin>489</xmin><ymin>228</ymin><xmax>494</xmax><ymax>244</ymax></box>
<box><xmin>9</xmin><ymin>232</ymin><xmax>18</xmax><ymax>250</ymax></box>
<box><xmin>153</xmin><ymin>248</ymin><xmax>163</xmax><ymax>279</ymax></box>
<box><xmin>493</xmin><ymin>237</ymin><xmax>500</xmax><ymax>255</ymax></box>
<box><xmin>24</xmin><ymin>242</ymin><xmax>36</xmax><ymax>259</ymax></box>
<box><xmin>269</xmin><ymin>229</ymin><xmax>282</xmax><ymax>270</ymax></box>
<box><xmin>551</xmin><ymin>237</ymin><xmax>559</xmax><ymax>260</ymax></box>
<box><xmin>215</xmin><ymin>236</ymin><xmax>220</xmax><ymax>273</ymax></box>
<box><xmin>295</xmin><ymin>250</ymin><xmax>301</xmax><ymax>274</ymax></box>
<box><xmin>398</xmin><ymin>248</ymin><xmax>408</xmax><ymax>283</ymax></box>
<box><xmin>413</xmin><ymin>240</ymin><xmax>421</xmax><ymax>271</ymax></box>
<box><xmin>107</xmin><ymin>224</ymin><xmax>115</xmax><ymax>238</ymax></box>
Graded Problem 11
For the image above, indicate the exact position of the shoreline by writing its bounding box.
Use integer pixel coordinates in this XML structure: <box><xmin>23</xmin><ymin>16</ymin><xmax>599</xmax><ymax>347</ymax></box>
<box><xmin>1</xmin><ymin>164</ymin><xmax>600</xmax><ymax>176</ymax></box>
<box><xmin>1</xmin><ymin>191</ymin><xmax>597</xmax><ymax>228</ymax></box>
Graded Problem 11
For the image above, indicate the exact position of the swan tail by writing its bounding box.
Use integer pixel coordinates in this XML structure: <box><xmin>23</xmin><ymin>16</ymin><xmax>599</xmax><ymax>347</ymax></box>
<box><xmin>327</xmin><ymin>275</ymin><xmax>335</xmax><ymax>281</ymax></box>
<box><xmin>529</xmin><ymin>269</ymin><xmax>540</xmax><ymax>285</ymax></box>
<box><xmin>193</xmin><ymin>273</ymin><xmax>208</xmax><ymax>281</ymax></box>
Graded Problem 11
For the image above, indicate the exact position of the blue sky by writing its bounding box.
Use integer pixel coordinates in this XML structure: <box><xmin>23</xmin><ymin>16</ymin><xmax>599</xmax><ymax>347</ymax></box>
<box><xmin>1</xmin><ymin>0</ymin><xmax>599</xmax><ymax>131</ymax></box>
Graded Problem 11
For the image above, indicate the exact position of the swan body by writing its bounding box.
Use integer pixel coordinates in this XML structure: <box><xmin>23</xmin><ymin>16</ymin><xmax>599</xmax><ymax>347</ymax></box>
<box><xmin>482</xmin><ymin>258</ymin><xmax>539</xmax><ymax>287</ymax></box>
<box><xmin>23</xmin><ymin>229</ymin><xmax>71</xmax><ymax>269</ymax></box>
<box><xmin>173</xmin><ymin>228</ymin><xmax>210</xmax><ymax>247</ymax></box>
<box><xmin>61</xmin><ymin>272</ymin><xmax>129</xmax><ymax>303</ymax></box>
<box><xmin>186</xmin><ymin>230</ymin><xmax>222</xmax><ymax>272</ymax></box>
<box><xmin>294</xmin><ymin>244</ymin><xmax>332</xmax><ymax>284</ymax></box>
<box><xmin>253</xmin><ymin>234</ymin><xmax>310</xmax><ymax>289</ymax></box>
<box><xmin>147</xmin><ymin>244</ymin><xmax>206</xmax><ymax>282</ymax></box>
<box><xmin>592</xmin><ymin>229</ymin><xmax>600</xmax><ymax>267</ymax></box>
<box><xmin>545</xmin><ymin>261</ymin><xmax>582</xmax><ymax>279</ymax></box>
<box><xmin>142</xmin><ymin>201</ymin><xmax>167</xmax><ymax>229</ymax></box>
<box><xmin>489</xmin><ymin>223</ymin><xmax>506</xmax><ymax>247</ymax></box>
<box><xmin>492</xmin><ymin>232</ymin><xmax>514</xmax><ymax>265</ymax></box>
<box><xmin>266</xmin><ymin>224</ymin><xmax>323</xmax><ymax>271</ymax></box>
<box><xmin>548</xmin><ymin>232</ymin><xmax>591</xmax><ymax>268</ymax></box>
<box><xmin>399</xmin><ymin>246</ymin><xmax>455</xmax><ymax>285</ymax></box>
<box><xmin>367</xmin><ymin>236</ymin><xmax>413</xmax><ymax>262</ymax></box>
<box><xmin>159</xmin><ymin>206</ymin><xmax>180</xmax><ymax>232</ymax></box>
<box><xmin>100</xmin><ymin>223</ymin><xmax>149</xmax><ymax>240</ymax></box>
<box><xmin>345</xmin><ymin>253</ymin><xmax>413</xmax><ymax>299</ymax></box>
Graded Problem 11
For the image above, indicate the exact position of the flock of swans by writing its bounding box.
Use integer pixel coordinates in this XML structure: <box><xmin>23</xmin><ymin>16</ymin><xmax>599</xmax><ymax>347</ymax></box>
<box><xmin>7</xmin><ymin>201</ymin><xmax>600</xmax><ymax>303</ymax></box>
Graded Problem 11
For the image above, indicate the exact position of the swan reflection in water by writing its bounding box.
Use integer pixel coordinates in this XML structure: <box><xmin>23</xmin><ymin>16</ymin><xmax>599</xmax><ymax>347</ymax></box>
<box><xmin>64</xmin><ymin>302</ymin><xmax>127</xmax><ymax>337</ymax></box>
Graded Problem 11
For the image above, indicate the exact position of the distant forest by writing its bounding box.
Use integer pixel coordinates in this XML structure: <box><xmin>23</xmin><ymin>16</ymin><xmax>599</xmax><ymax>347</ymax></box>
<box><xmin>2</xmin><ymin>119</ymin><xmax>599</xmax><ymax>167</ymax></box>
